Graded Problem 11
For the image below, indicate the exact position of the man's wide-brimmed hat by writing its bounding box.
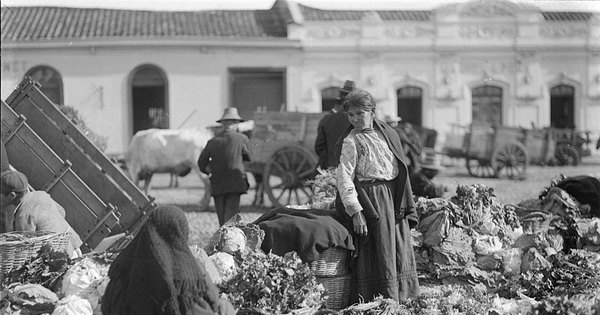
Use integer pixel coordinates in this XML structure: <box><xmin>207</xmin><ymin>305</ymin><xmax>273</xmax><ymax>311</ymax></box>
<box><xmin>338</xmin><ymin>80</ymin><xmax>356</xmax><ymax>100</ymax></box>
<box><xmin>217</xmin><ymin>107</ymin><xmax>245</xmax><ymax>123</ymax></box>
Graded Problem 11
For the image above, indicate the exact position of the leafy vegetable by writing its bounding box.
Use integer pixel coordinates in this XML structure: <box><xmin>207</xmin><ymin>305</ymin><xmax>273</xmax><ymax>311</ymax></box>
<box><xmin>2</xmin><ymin>245</ymin><xmax>72</xmax><ymax>291</ymax></box>
<box><xmin>219</xmin><ymin>251</ymin><xmax>325</xmax><ymax>314</ymax></box>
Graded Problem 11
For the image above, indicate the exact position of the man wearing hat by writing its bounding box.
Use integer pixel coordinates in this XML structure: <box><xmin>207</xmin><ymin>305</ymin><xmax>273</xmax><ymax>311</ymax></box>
<box><xmin>198</xmin><ymin>107</ymin><xmax>253</xmax><ymax>226</ymax></box>
<box><xmin>315</xmin><ymin>80</ymin><xmax>356</xmax><ymax>170</ymax></box>
<box><xmin>1</xmin><ymin>170</ymin><xmax>83</xmax><ymax>257</ymax></box>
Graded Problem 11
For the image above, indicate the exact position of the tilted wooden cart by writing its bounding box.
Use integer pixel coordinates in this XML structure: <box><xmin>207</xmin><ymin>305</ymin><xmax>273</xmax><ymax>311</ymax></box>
<box><xmin>2</xmin><ymin>78</ymin><xmax>155</xmax><ymax>252</ymax></box>
<box><xmin>245</xmin><ymin>111</ymin><xmax>326</xmax><ymax>208</ymax></box>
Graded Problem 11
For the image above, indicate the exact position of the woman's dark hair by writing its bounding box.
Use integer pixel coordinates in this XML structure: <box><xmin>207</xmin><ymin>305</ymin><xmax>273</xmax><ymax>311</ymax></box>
<box><xmin>343</xmin><ymin>89</ymin><xmax>376</xmax><ymax>113</ymax></box>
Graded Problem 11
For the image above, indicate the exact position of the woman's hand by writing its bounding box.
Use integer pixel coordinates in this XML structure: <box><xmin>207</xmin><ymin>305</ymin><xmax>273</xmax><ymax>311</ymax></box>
<box><xmin>352</xmin><ymin>211</ymin><xmax>368</xmax><ymax>236</ymax></box>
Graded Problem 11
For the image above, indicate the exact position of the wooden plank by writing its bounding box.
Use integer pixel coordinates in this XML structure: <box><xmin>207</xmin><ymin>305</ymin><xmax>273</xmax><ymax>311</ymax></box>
<box><xmin>7</xmin><ymin>80</ymin><xmax>150</xmax><ymax>209</ymax></box>
<box><xmin>2</xmin><ymin>105</ymin><xmax>115</xmax><ymax>249</ymax></box>
<box><xmin>8</xmin><ymin>98</ymin><xmax>142</xmax><ymax>235</ymax></box>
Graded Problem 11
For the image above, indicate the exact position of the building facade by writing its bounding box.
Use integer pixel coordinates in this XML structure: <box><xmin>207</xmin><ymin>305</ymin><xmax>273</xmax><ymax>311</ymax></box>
<box><xmin>1</xmin><ymin>0</ymin><xmax>599</xmax><ymax>154</ymax></box>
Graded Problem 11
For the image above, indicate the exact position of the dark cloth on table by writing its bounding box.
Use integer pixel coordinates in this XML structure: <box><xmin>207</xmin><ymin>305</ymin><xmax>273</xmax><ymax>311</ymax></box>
<box><xmin>102</xmin><ymin>206</ymin><xmax>231</xmax><ymax>315</ymax></box>
<box><xmin>253</xmin><ymin>208</ymin><xmax>355</xmax><ymax>263</ymax></box>
<box><xmin>333</xmin><ymin>118</ymin><xmax>419</xmax><ymax>302</ymax></box>
<box><xmin>556</xmin><ymin>175</ymin><xmax>600</xmax><ymax>217</ymax></box>
<box><xmin>315</xmin><ymin>111</ymin><xmax>351</xmax><ymax>169</ymax></box>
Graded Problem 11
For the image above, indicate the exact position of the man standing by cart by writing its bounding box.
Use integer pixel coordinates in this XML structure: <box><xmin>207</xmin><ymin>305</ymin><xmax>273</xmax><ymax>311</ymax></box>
<box><xmin>198</xmin><ymin>107</ymin><xmax>253</xmax><ymax>226</ymax></box>
<box><xmin>315</xmin><ymin>80</ymin><xmax>356</xmax><ymax>170</ymax></box>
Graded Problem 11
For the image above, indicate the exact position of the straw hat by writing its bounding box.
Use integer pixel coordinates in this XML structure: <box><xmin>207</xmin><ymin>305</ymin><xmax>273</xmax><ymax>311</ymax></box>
<box><xmin>217</xmin><ymin>107</ymin><xmax>245</xmax><ymax>123</ymax></box>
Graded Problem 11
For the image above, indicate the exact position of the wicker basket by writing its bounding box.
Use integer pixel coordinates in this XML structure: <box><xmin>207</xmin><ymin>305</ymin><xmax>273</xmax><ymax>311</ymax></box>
<box><xmin>310</xmin><ymin>247</ymin><xmax>349</xmax><ymax>277</ymax></box>
<box><xmin>317</xmin><ymin>274</ymin><xmax>351</xmax><ymax>310</ymax></box>
<box><xmin>0</xmin><ymin>231</ymin><xmax>70</xmax><ymax>280</ymax></box>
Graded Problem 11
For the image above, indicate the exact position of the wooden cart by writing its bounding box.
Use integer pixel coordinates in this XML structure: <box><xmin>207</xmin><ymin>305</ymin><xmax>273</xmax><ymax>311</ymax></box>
<box><xmin>551</xmin><ymin>128</ymin><xmax>592</xmax><ymax>166</ymax></box>
<box><xmin>2</xmin><ymin>78</ymin><xmax>155</xmax><ymax>252</ymax></box>
<box><xmin>443</xmin><ymin>124</ymin><xmax>530</xmax><ymax>179</ymax></box>
<box><xmin>246</xmin><ymin>111</ymin><xmax>326</xmax><ymax>208</ymax></box>
<box><xmin>442</xmin><ymin>124</ymin><xmax>578</xmax><ymax>179</ymax></box>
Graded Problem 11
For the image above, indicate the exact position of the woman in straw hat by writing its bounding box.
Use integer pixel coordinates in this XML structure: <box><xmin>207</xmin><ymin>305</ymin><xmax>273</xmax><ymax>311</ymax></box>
<box><xmin>198</xmin><ymin>107</ymin><xmax>253</xmax><ymax>226</ymax></box>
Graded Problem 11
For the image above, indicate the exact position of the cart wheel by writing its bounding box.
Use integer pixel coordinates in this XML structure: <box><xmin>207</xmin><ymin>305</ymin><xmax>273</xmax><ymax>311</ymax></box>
<box><xmin>466</xmin><ymin>158</ymin><xmax>496</xmax><ymax>178</ymax></box>
<box><xmin>491</xmin><ymin>142</ymin><xmax>528</xmax><ymax>179</ymax></box>
<box><xmin>555</xmin><ymin>144</ymin><xmax>580</xmax><ymax>166</ymax></box>
<box><xmin>264</xmin><ymin>145</ymin><xmax>317</xmax><ymax>208</ymax></box>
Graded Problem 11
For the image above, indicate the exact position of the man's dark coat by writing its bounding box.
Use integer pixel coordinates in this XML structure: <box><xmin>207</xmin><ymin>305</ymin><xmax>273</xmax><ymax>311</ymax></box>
<box><xmin>198</xmin><ymin>130</ymin><xmax>252</xmax><ymax>196</ymax></box>
<box><xmin>315</xmin><ymin>111</ymin><xmax>351</xmax><ymax>169</ymax></box>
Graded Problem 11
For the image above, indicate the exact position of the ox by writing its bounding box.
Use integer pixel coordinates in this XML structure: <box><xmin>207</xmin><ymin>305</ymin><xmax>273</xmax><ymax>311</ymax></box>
<box><xmin>124</xmin><ymin>128</ymin><xmax>213</xmax><ymax>209</ymax></box>
<box><xmin>123</xmin><ymin>121</ymin><xmax>258</xmax><ymax>210</ymax></box>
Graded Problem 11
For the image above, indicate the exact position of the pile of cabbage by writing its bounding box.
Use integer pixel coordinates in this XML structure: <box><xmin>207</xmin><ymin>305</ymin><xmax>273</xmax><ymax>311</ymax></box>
<box><xmin>193</xmin><ymin>217</ymin><xmax>327</xmax><ymax>314</ymax></box>
<box><xmin>413</xmin><ymin>183</ymin><xmax>600</xmax><ymax>314</ymax></box>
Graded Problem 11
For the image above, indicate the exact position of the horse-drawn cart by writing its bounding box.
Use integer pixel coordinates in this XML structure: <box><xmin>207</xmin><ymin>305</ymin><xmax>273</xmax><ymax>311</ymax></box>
<box><xmin>246</xmin><ymin>111</ymin><xmax>326</xmax><ymax>208</ymax></box>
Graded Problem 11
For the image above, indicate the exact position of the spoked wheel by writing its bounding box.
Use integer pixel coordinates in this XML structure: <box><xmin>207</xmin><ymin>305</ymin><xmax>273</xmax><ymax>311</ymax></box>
<box><xmin>264</xmin><ymin>145</ymin><xmax>317</xmax><ymax>208</ymax></box>
<box><xmin>491</xmin><ymin>141</ymin><xmax>528</xmax><ymax>179</ymax></box>
<box><xmin>466</xmin><ymin>158</ymin><xmax>496</xmax><ymax>178</ymax></box>
<box><xmin>555</xmin><ymin>144</ymin><xmax>580</xmax><ymax>166</ymax></box>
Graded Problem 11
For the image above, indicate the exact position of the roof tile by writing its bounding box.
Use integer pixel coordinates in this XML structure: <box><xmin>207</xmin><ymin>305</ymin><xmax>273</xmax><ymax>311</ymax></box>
<box><xmin>1</xmin><ymin>6</ymin><xmax>288</xmax><ymax>41</ymax></box>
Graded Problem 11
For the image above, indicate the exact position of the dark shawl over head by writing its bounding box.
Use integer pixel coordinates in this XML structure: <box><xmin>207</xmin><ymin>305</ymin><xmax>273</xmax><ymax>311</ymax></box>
<box><xmin>102</xmin><ymin>205</ymin><xmax>220</xmax><ymax>315</ymax></box>
<box><xmin>333</xmin><ymin>118</ymin><xmax>418</xmax><ymax>228</ymax></box>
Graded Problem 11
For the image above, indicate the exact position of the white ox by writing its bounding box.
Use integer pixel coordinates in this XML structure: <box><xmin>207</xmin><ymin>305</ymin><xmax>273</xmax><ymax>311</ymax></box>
<box><xmin>123</xmin><ymin>121</ymin><xmax>255</xmax><ymax>210</ymax></box>
<box><xmin>124</xmin><ymin>128</ymin><xmax>213</xmax><ymax>209</ymax></box>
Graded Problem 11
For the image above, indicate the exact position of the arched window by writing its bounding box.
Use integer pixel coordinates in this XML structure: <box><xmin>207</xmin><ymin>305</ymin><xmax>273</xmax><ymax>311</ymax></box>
<box><xmin>25</xmin><ymin>66</ymin><xmax>64</xmax><ymax>105</ymax></box>
<box><xmin>397</xmin><ymin>86</ymin><xmax>422</xmax><ymax>126</ymax></box>
<box><xmin>472</xmin><ymin>85</ymin><xmax>502</xmax><ymax>126</ymax></box>
<box><xmin>321</xmin><ymin>87</ymin><xmax>339</xmax><ymax>112</ymax></box>
<box><xmin>550</xmin><ymin>85</ymin><xmax>575</xmax><ymax>129</ymax></box>
<box><xmin>130</xmin><ymin>65</ymin><xmax>169</xmax><ymax>134</ymax></box>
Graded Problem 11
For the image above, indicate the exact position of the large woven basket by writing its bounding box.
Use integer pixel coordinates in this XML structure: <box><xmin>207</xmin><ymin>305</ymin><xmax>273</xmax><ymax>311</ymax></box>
<box><xmin>310</xmin><ymin>247</ymin><xmax>349</xmax><ymax>277</ymax></box>
<box><xmin>317</xmin><ymin>274</ymin><xmax>351</xmax><ymax>310</ymax></box>
<box><xmin>0</xmin><ymin>231</ymin><xmax>70</xmax><ymax>280</ymax></box>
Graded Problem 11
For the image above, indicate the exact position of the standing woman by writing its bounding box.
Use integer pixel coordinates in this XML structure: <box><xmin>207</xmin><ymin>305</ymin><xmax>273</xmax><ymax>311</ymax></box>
<box><xmin>334</xmin><ymin>89</ymin><xmax>419</xmax><ymax>302</ymax></box>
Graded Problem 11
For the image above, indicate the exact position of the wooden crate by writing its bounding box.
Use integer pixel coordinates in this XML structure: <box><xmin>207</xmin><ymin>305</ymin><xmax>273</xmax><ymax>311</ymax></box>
<box><xmin>3</xmin><ymin>78</ymin><xmax>155</xmax><ymax>251</ymax></box>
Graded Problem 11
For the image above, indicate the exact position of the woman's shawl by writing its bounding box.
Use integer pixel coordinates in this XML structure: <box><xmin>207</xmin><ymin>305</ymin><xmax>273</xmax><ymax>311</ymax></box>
<box><xmin>334</xmin><ymin>118</ymin><xmax>418</xmax><ymax>228</ymax></box>
<box><xmin>102</xmin><ymin>206</ymin><xmax>220</xmax><ymax>315</ymax></box>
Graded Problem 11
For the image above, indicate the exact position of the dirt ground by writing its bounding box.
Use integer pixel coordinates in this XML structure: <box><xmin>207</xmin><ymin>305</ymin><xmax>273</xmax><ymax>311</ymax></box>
<box><xmin>146</xmin><ymin>154</ymin><xmax>600</xmax><ymax>246</ymax></box>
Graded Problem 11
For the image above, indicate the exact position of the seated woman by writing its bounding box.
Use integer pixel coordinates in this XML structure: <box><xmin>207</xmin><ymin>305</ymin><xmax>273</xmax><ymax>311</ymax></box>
<box><xmin>102</xmin><ymin>205</ymin><xmax>235</xmax><ymax>315</ymax></box>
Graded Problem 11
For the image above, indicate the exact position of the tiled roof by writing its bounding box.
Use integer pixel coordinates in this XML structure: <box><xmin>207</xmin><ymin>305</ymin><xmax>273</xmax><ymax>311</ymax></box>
<box><xmin>0</xmin><ymin>6</ymin><xmax>288</xmax><ymax>41</ymax></box>
<box><xmin>297</xmin><ymin>4</ymin><xmax>432</xmax><ymax>21</ymax></box>
<box><xmin>541</xmin><ymin>12</ymin><xmax>593</xmax><ymax>21</ymax></box>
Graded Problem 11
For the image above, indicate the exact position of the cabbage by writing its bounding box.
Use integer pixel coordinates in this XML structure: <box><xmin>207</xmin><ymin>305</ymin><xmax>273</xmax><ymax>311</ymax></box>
<box><xmin>209</xmin><ymin>252</ymin><xmax>238</xmax><ymax>283</ymax></box>
<box><xmin>52</xmin><ymin>295</ymin><xmax>93</xmax><ymax>315</ymax></box>
<box><xmin>60</xmin><ymin>258</ymin><xmax>109</xmax><ymax>310</ymax></box>
<box><xmin>206</xmin><ymin>226</ymin><xmax>247</xmax><ymax>255</ymax></box>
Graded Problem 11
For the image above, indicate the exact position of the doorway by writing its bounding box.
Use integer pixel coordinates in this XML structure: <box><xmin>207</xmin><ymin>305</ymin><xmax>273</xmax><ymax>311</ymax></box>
<box><xmin>397</xmin><ymin>86</ymin><xmax>423</xmax><ymax>126</ymax></box>
<box><xmin>550</xmin><ymin>85</ymin><xmax>575</xmax><ymax>129</ymax></box>
<box><xmin>230</xmin><ymin>69</ymin><xmax>285</xmax><ymax>120</ymax></box>
<box><xmin>472</xmin><ymin>85</ymin><xmax>502</xmax><ymax>126</ymax></box>
<box><xmin>130</xmin><ymin>65</ymin><xmax>168</xmax><ymax>135</ymax></box>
